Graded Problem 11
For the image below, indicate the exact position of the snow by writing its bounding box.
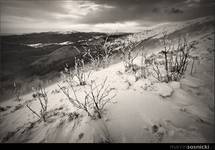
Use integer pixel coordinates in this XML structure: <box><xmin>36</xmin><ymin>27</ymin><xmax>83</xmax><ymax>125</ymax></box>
<box><xmin>56</xmin><ymin>31</ymin><xmax>78</xmax><ymax>34</ymax></box>
<box><xmin>58</xmin><ymin>41</ymin><xmax>73</xmax><ymax>45</ymax></box>
<box><xmin>0</xmin><ymin>16</ymin><xmax>214</xmax><ymax>143</ymax></box>
<box><xmin>26</xmin><ymin>41</ymin><xmax>73</xmax><ymax>48</ymax></box>
<box><xmin>181</xmin><ymin>76</ymin><xmax>205</xmax><ymax>88</ymax></box>
<box><xmin>169</xmin><ymin>81</ymin><xmax>181</xmax><ymax>90</ymax></box>
<box><xmin>154</xmin><ymin>83</ymin><xmax>174</xmax><ymax>98</ymax></box>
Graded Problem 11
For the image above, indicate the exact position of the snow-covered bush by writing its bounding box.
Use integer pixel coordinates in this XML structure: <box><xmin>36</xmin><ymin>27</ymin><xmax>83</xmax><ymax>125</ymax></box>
<box><xmin>151</xmin><ymin>60</ymin><xmax>164</xmax><ymax>82</ymax></box>
<box><xmin>82</xmin><ymin>36</ymin><xmax>114</xmax><ymax>69</ymax></box>
<box><xmin>82</xmin><ymin>46</ymin><xmax>103</xmax><ymax>70</ymax></box>
<box><xmin>57</xmin><ymin>81</ymin><xmax>93</xmax><ymax>118</ymax></box>
<box><xmin>152</xmin><ymin>33</ymin><xmax>193</xmax><ymax>82</ymax></box>
<box><xmin>73</xmin><ymin>57</ymin><xmax>91</xmax><ymax>86</ymax></box>
<box><xmin>134</xmin><ymin>47</ymin><xmax>150</xmax><ymax>81</ymax></box>
<box><xmin>26</xmin><ymin>84</ymin><xmax>48</xmax><ymax>122</ymax></box>
<box><xmin>58</xmin><ymin>77</ymin><xmax>116</xmax><ymax>119</ymax></box>
<box><xmin>60</xmin><ymin>58</ymin><xmax>91</xmax><ymax>87</ymax></box>
<box><xmin>61</xmin><ymin>63</ymin><xmax>73</xmax><ymax>82</ymax></box>
<box><xmin>121</xmin><ymin>42</ymin><xmax>139</xmax><ymax>73</ymax></box>
<box><xmin>101</xmin><ymin>36</ymin><xmax>114</xmax><ymax>68</ymax></box>
<box><xmin>84</xmin><ymin>77</ymin><xmax>116</xmax><ymax>119</ymax></box>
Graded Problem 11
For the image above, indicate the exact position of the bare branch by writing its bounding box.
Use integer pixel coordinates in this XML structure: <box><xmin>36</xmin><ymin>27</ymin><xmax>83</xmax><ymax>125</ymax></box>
<box><xmin>26</xmin><ymin>104</ymin><xmax>41</xmax><ymax>119</ymax></box>
<box><xmin>27</xmin><ymin>84</ymin><xmax>48</xmax><ymax>122</ymax></box>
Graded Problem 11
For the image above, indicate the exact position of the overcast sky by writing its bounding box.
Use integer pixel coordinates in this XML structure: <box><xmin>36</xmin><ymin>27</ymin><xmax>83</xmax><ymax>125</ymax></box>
<box><xmin>0</xmin><ymin>0</ymin><xmax>214</xmax><ymax>34</ymax></box>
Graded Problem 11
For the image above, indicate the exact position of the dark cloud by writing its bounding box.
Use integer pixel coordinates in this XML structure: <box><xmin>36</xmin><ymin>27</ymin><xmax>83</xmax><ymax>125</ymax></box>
<box><xmin>78</xmin><ymin>0</ymin><xmax>214</xmax><ymax>24</ymax></box>
<box><xmin>152</xmin><ymin>8</ymin><xmax>160</xmax><ymax>13</ymax></box>
<box><xmin>0</xmin><ymin>0</ymin><xmax>70</xmax><ymax>22</ymax></box>
<box><xmin>169</xmin><ymin>8</ymin><xmax>184</xmax><ymax>14</ymax></box>
<box><xmin>0</xmin><ymin>0</ymin><xmax>214</xmax><ymax>34</ymax></box>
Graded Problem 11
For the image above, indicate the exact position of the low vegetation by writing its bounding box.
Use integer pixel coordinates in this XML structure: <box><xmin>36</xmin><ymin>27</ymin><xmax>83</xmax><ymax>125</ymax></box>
<box><xmin>121</xmin><ymin>41</ymin><xmax>139</xmax><ymax>73</ymax></box>
<box><xmin>58</xmin><ymin>77</ymin><xmax>116</xmax><ymax>119</ymax></box>
<box><xmin>73</xmin><ymin>57</ymin><xmax>91</xmax><ymax>86</ymax></box>
<box><xmin>151</xmin><ymin>33</ymin><xmax>194</xmax><ymax>82</ymax></box>
<box><xmin>26</xmin><ymin>83</ymin><xmax>48</xmax><ymax>122</ymax></box>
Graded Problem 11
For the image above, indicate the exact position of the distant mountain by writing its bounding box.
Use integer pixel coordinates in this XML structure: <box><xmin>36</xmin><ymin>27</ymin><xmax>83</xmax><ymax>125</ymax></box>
<box><xmin>1</xmin><ymin>32</ymin><xmax>107</xmax><ymax>45</ymax></box>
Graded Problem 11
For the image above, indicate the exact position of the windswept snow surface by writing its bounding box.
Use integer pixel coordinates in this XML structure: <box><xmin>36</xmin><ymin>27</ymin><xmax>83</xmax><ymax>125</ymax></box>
<box><xmin>0</xmin><ymin>16</ymin><xmax>214</xmax><ymax>143</ymax></box>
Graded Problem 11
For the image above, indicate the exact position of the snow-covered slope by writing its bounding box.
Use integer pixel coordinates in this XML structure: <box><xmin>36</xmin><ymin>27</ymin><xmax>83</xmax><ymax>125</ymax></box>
<box><xmin>0</xmin><ymin>16</ymin><xmax>214</xmax><ymax>143</ymax></box>
<box><xmin>126</xmin><ymin>16</ymin><xmax>214</xmax><ymax>43</ymax></box>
